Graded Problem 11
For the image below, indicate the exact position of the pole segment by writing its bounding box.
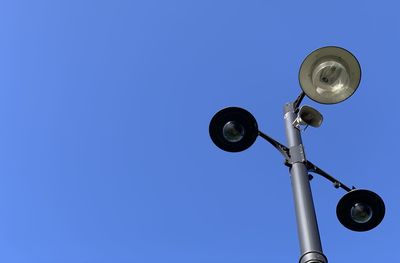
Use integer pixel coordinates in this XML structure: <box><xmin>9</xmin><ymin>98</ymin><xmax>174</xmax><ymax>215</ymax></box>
<box><xmin>284</xmin><ymin>103</ymin><xmax>328</xmax><ymax>263</ymax></box>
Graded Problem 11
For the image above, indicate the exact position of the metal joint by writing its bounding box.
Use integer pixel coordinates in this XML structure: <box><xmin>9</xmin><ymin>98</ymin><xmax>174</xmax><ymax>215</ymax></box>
<box><xmin>288</xmin><ymin>144</ymin><xmax>306</xmax><ymax>164</ymax></box>
<box><xmin>299</xmin><ymin>251</ymin><xmax>328</xmax><ymax>263</ymax></box>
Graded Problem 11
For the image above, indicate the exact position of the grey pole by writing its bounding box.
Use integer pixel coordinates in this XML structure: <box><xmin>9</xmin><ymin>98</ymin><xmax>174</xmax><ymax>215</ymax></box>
<box><xmin>284</xmin><ymin>103</ymin><xmax>328</xmax><ymax>263</ymax></box>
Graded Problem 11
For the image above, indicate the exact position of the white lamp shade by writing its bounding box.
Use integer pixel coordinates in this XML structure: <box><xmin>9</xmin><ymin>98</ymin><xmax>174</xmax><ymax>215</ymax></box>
<box><xmin>299</xmin><ymin>46</ymin><xmax>361</xmax><ymax>104</ymax></box>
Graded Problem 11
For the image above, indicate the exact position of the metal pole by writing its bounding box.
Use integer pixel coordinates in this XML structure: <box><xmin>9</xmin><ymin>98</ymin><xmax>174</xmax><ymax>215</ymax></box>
<box><xmin>284</xmin><ymin>103</ymin><xmax>328</xmax><ymax>263</ymax></box>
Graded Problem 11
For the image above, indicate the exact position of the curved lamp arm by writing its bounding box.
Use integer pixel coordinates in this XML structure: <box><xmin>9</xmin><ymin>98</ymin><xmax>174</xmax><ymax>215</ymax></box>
<box><xmin>293</xmin><ymin>91</ymin><xmax>306</xmax><ymax>111</ymax></box>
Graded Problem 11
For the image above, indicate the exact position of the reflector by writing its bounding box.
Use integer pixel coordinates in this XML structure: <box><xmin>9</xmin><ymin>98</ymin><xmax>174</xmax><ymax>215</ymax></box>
<box><xmin>336</xmin><ymin>189</ymin><xmax>385</xmax><ymax>232</ymax></box>
<box><xmin>209</xmin><ymin>107</ymin><xmax>258</xmax><ymax>152</ymax></box>
<box><xmin>299</xmin><ymin>46</ymin><xmax>361</xmax><ymax>104</ymax></box>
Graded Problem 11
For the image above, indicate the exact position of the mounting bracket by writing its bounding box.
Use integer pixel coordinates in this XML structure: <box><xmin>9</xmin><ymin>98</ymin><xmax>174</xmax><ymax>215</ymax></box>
<box><xmin>258</xmin><ymin>130</ymin><xmax>354</xmax><ymax>192</ymax></box>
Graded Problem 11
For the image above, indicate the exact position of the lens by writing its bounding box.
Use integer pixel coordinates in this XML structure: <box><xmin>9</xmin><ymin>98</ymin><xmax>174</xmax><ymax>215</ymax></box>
<box><xmin>312</xmin><ymin>60</ymin><xmax>350</xmax><ymax>98</ymax></box>
<box><xmin>222</xmin><ymin>121</ymin><xmax>244</xmax><ymax>142</ymax></box>
<box><xmin>350</xmin><ymin>202</ymin><xmax>373</xmax><ymax>223</ymax></box>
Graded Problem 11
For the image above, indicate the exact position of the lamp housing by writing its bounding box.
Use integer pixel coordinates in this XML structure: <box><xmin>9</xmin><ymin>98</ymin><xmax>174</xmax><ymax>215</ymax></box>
<box><xmin>336</xmin><ymin>189</ymin><xmax>385</xmax><ymax>232</ymax></box>
<box><xmin>299</xmin><ymin>46</ymin><xmax>361</xmax><ymax>104</ymax></box>
<box><xmin>209</xmin><ymin>107</ymin><xmax>258</xmax><ymax>152</ymax></box>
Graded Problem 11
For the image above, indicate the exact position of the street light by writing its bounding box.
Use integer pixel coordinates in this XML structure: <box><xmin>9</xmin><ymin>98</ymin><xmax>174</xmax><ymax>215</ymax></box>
<box><xmin>299</xmin><ymin>46</ymin><xmax>361</xmax><ymax>104</ymax></box>
<box><xmin>209</xmin><ymin>107</ymin><xmax>258</xmax><ymax>152</ymax></box>
<box><xmin>209</xmin><ymin>46</ymin><xmax>385</xmax><ymax>263</ymax></box>
<box><xmin>337</xmin><ymin>189</ymin><xmax>385</xmax><ymax>232</ymax></box>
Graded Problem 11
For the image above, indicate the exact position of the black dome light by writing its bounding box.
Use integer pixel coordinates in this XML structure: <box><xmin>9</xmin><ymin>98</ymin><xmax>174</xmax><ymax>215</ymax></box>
<box><xmin>336</xmin><ymin>189</ymin><xmax>385</xmax><ymax>232</ymax></box>
<box><xmin>209</xmin><ymin>107</ymin><xmax>258</xmax><ymax>152</ymax></box>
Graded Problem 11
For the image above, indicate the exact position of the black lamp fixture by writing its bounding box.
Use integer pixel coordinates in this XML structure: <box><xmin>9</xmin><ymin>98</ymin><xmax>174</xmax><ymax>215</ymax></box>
<box><xmin>337</xmin><ymin>189</ymin><xmax>385</xmax><ymax>232</ymax></box>
<box><xmin>209</xmin><ymin>107</ymin><xmax>258</xmax><ymax>152</ymax></box>
<box><xmin>209</xmin><ymin>46</ymin><xmax>385</xmax><ymax>263</ymax></box>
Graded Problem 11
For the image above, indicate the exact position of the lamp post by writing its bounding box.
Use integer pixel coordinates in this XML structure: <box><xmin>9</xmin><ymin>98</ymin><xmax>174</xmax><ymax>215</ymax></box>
<box><xmin>209</xmin><ymin>46</ymin><xmax>385</xmax><ymax>263</ymax></box>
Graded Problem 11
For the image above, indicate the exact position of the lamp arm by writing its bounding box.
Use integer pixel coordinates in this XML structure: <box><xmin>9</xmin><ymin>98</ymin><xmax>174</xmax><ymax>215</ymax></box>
<box><xmin>293</xmin><ymin>91</ymin><xmax>306</xmax><ymax>111</ymax></box>
<box><xmin>258</xmin><ymin>130</ymin><xmax>355</xmax><ymax>192</ymax></box>
<box><xmin>306</xmin><ymin>160</ymin><xmax>355</xmax><ymax>192</ymax></box>
<box><xmin>258</xmin><ymin>131</ymin><xmax>290</xmax><ymax>160</ymax></box>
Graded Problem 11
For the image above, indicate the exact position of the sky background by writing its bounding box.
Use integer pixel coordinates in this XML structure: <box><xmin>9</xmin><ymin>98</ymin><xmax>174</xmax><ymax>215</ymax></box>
<box><xmin>1</xmin><ymin>1</ymin><xmax>399</xmax><ymax>262</ymax></box>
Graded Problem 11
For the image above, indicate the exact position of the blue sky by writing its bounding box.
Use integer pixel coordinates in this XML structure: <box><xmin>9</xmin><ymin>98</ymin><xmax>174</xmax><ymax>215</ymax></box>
<box><xmin>1</xmin><ymin>0</ymin><xmax>399</xmax><ymax>262</ymax></box>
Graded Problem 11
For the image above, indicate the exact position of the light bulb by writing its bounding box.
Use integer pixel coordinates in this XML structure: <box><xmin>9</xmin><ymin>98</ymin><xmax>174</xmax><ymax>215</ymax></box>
<box><xmin>222</xmin><ymin>121</ymin><xmax>244</xmax><ymax>143</ymax></box>
<box><xmin>350</xmin><ymin>202</ymin><xmax>373</xmax><ymax>224</ymax></box>
<box><xmin>312</xmin><ymin>60</ymin><xmax>350</xmax><ymax>99</ymax></box>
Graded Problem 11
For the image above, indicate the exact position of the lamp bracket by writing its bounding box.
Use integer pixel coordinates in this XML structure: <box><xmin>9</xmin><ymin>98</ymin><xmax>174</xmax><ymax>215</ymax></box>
<box><xmin>289</xmin><ymin>144</ymin><xmax>307</xmax><ymax>164</ymax></box>
<box><xmin>293</xmin><ymin>91</ymin><xmax>306</xmax><ymax>112</ymax></box>
<box><xmin>292</xmin><ymin>118</ymin><xmax>302</xmax><ymax>129</ymax></box>
<box><xmin>258</xmin><ymin>131</ymin><xmax>290</xmax><ymax>160</ymax></box>
<box><xmin>257</xmin><ymin>131</ymin><xmax>356</xmax><ymax>193</ymax></box>
<box><xmin>258</xmin><ymin>131</ymin><xmax>306</xmax><ymax>165</ymax></box>
<box><xmin>292</xmin><ymin>118</ymin><xmax>309</xmax><ymax>131</ymax></box>
<box><xmin>306</xmin><ymin>161</ymin><xmax>355</xmax><ymax>192</ymax></box>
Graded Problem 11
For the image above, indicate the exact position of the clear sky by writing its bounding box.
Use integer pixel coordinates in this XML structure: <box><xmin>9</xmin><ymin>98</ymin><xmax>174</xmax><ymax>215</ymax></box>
<box><xmin>1</xmin><ymin>0</ymin><xmax>399</xmax><ymax>262</ymax></box>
